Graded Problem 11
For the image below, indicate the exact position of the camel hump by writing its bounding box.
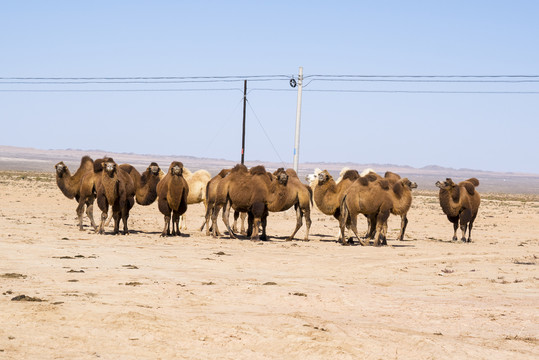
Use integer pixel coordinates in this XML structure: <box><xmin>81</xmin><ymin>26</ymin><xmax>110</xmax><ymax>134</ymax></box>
<box><xmin>80</xmin><ymin>155</ymin><xmax>94</xmax><ymax>165</ymax></box>
<box><xmin>365</xmin><ymin>173</ymin><xmax>379</xmax><ymax>182</ymax></box>
<box><xmin>249</xmin><ymin>165</ymin><xmax>267</xmax><ymax>176</ymax></box>
<box><xmin>342</xmin><ymin>170</ymin><xmax>360</xmax><ymax>181</ymax></box>
<box><xmin>465</xmin><ymin>178</ymin><xmax>480</xmax><ymax>187</ymax></box>
<box><xmin>384</xmin><ymin>171</ymin><xmax>401</xmax><ymax>180</ymax></box>
<box><xmin>462</xmin><ymin>182</ymin><xmax>476</xmax><ymax>196</ymax></box>
<box><xmin>285</xmin><ymin>168</ymin><xmax>298</xmax><ymax>178</ymax></box>
<box><xmin>231</xmin><ymin>164</ymin><xmax>248</xmax><ymax>173</ymax></box>
<box><xmin>218</xmin><ymin>168</ymin><xmax>231</xmax><ymax>177</ymax></box>
<box><xmin>119</xmin><ymin>163</ymin><xmax>135</xmax><ymax>173</ymax></box>
<box><xmin>378</xmin><ymin>179</ymin><xmax>390</xmax><ymax>191</ymax></box>
<box><xmin>358</xmin><ymin>176</ymin><xmax>370</xmax><ymax>186</ymax></box>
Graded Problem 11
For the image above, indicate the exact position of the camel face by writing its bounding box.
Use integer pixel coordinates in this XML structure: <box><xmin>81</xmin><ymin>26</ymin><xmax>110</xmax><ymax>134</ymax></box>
<box><xmin>317</xmin><ymin>171</ymin><xmax>331</xmax><ymax>185</ymax></box>
<box><xmin>149</xmin><ymin>163</ymin><xmax>160</xmax><ymax>175</ymax></box>
<box><xmin>274</xmin><ymin>169</ymin><xmax>289</xmax><ymax>185</ymax></box>
<box><xmin>171</xmin><ymin>164</ymin><xmax>182</xmax><ymax>176</ymax></box>
<box><xmin>403</xmin><ymin>178</ymin><xmax>418</xmax><ymax>190</ymax></box>
<box><xmin>103</xmin><ymin>162</ymin><xmax>117</xmax><ymax>177</ymax></box>
<box><xmin>435</xmin><ymin>178</ymin><xmax>455</xmax><ymax>191</ymax></box>
<box><xmin>55</xmin><ymin>162</ymin><xmax>67</xmax><ymax>176</ymax></box>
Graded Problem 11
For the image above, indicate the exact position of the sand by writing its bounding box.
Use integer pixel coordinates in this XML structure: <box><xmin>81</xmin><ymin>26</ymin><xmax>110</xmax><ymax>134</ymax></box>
<box><xmin>0</xmin><ymin>171</ymin><xmax>537</xmax><ymax>359</ymax></box>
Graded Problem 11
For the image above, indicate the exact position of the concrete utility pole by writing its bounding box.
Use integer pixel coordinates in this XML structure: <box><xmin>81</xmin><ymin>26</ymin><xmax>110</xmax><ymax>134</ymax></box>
<box><xmin>293</xmin><ymin>66</ymin><xmax>303</xmax><ymax>172</ymax></box>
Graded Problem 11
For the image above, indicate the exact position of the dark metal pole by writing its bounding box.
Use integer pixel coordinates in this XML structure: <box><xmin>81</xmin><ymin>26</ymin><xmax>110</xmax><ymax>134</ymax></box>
<box><xmin>241</xmin><ymin>80</ymin><xmax>247</xmax><ymax>164</ymax></box>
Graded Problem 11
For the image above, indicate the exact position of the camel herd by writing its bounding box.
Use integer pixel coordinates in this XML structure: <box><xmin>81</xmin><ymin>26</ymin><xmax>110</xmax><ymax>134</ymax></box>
<box><xmin>54</xmin><ymin>156</ymin><xmax>481</xmax><ymax>245</ymax></box>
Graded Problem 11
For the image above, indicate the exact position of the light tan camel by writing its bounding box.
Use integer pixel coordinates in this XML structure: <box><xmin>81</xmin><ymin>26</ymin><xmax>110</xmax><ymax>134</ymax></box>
<box><xmin>178</xmin><ymin>167</ymin><xmax>211</xmax><ymax>231</ymax></box>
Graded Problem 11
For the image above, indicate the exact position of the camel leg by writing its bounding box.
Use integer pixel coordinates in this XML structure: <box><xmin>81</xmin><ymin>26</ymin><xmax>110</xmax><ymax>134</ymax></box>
<box><xmin>467</xmin><ymin>214</ymin><xmax>477</xmax><ymax>243</ymax></box>
<box><xmin>179</xmin><ymin>214</ymin><xmax>187</xmax><ymax>231</ymax></box>
<box><xmin>251</xmin><ymin>218</ymin><xmax>260</xmax><ymax>241</ymax></box>
<box><xmin>398</xmin><ymin>215</ymin><xmax>408</xmax><ymax>241</ymax></box>
<box><xmin>287</xmin><ymin>205</ymin><xmax>303</xmax><ymax>241</ymax></box>
<box><xmin>97</xmin><ymin>210</ymin><xmax>108</xmax><ymax>234</ymax></box>
<box><xmin>459</xmin><ymin>209</ymin><xmax>472</xmax><ymax>242</ymax></box>
<box><xmin>172</xmin><ymin>212</ymin><xmax>181</xmax><ymax>236</ymax></box>
<box><xmin>232</xmin><ymin>210</ymin><xmax>240</xmax><ymax>233</ymax></box>
<box><xmin>112</xmin><ymin>211</ymin><xmax>120</xmax><ymax>235</ymax></box>
<box><xmin>373</xmin><ymin>210</ymin><xmax>390</xmax><ymax>246</ymax></box>
<box><xmin>452</xmin><ymin>222</ymin><xmax>458</xmax><ymax>241</ymax></box>
<box><xmin>76</xmin><ymin>202</ymin><xmax>86</xmax><ymax>231</ymax></box>
<box><xmin>121</xmin><ymin>209</ymin><xmax>129</xmax><ymax>235</ymax></box>
<box><xmin>210</xmin><ymin>205</ymin><xmax>222</xmax><ymax>237</ymax></box>
<box><xmin>303</xmin><ymin>206</ymin><xmax>311</xmax><ymax>241</ymax></box>
<box><xmin>161</xmin><ymin>215</ymin><xmax>171</xmax><ymax>237</ymax></box>
<box><xmin>240</xmin><ymin>212</ymin><xmax>247</xmax><ymax>235</ymax></box>
<box><xmin>222</xmin><ymin>201</ymin><xmax>237</xmax><ymax>239</ymax></box>
<box><xmin>259</xmin><ymin>212</ymin><xmax>268</xmax><ymax>241</ymax></box>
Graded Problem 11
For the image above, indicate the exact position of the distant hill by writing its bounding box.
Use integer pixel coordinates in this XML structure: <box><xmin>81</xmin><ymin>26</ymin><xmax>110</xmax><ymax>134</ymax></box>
<box><xmin>1</xmin><ymin>145</ymin><xmax>538</xmax><ymax>194</ymax></box>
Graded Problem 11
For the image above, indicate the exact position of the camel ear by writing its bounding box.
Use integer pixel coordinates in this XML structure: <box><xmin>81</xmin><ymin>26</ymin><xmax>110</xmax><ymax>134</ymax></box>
<box><xmin>463</xmin><ymin>182</ymin><xmax>475</xmax><ymax>196</ymax></box>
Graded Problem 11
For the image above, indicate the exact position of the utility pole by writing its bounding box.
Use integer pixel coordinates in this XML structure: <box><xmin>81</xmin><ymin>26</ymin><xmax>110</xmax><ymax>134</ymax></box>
<box><xmin>293</xmin><ymin>66</ymin><xmax>303</xmax><ymax>172</ymax></box>
<box><xmin>241</xmin><ymin>80</ymin><xmax>247</xmax><ymax>165</ymax></box>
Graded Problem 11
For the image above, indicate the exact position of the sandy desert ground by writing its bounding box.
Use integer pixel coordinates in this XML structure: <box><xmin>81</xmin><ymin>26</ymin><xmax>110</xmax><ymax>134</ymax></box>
<box><xmin>0</xmin><ymin>170</ymin><xmax>538</xmax><ymax>359</ymax></box>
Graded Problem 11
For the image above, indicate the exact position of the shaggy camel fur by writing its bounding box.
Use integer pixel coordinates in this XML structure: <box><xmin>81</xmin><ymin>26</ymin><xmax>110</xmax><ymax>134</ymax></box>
<box><xmin>270</xmin><ymin>168</ymin><xmax>313</xmax><ymax>241</ymax></box>
<box><xmin>213</xmin><ymin>164</ymin><xmax>275</xmax><ymax>241</ymax></box>
<box><xmin>340</xmin><ymin>177</ymin><xmax>393</xmax><ymax>246</ymax></box>
<box><xmin>178</xmin><ymin>167</ymin><xmax>211</xmax><ymax>230</ymax></box>
<box><xmin>119</xmin><ymin>162</ymin><xmax>161</xmax><ymax>206</ymax></box>
<box><xmin>55</xmin><ymin>156</ymin><xmax>95</xmax><ymax>229</ymax></box>
<box><xmin>157</xmin><ymin>161</ymin><xmax>189</xmax><ymax>237</ymax></box>
<box><xmin>96</xmin><ymin>160</ymin><xmax>136</xmax><ymax>235</ymax></box>
<box><xmin>435</xmin><ymin>178</ymin><xmax>480</xmax><ymax>242</ymax></box>
<box><xmin>75</xmin><ymin>157</ymin><xmax>114</xmax><ymax>231</ymax></box>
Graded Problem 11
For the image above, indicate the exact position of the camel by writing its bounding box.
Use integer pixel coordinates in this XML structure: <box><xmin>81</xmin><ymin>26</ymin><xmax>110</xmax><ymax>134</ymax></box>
<box><xmin>74</xmin><ymin>157</ymin><xmax>114</xmax><ymax>231</ymax></box>
<box><xmin>313</xmin><ymin>169</ymin><xmax>360</xmax><ymax>239</ymax></box>
<box><xmin>340</xmin><ymin>177</ymin><xmax>393</xmax><ymax>246</ymax></box>
<box><xmin>202</xmin><ymin>168</ymin><xmax>231</xmax><ymax>236</ymax></box>
<box><xmin>178</xmin><ymin>167</ymin><xmax>211</xmax><ymax>231</ymax></box>
<box><xmin>435</xmin><ymin>178</ymin><xmax>480</xmax><ymax>242</ymax></box>
<box><xmin>157</xmin><ymin>161</ymin><xmax>189</xmax><ymax>237</ymax></box>
<box><xmin>96</xmin><ymin>159</ymin><xmax>136</xmax><ymax>235</ymax></box>
<box><xmin>269</xmin><ymin>168</ymin><xmax>313</xmax><ymax>241</ymax></box>
<box><xmin>213</xmin><ymin>164</ymin><xmax>276</xmax><ymax>241</ymax></box>
<box><xmin>54</xmin><ymin>156</ymin><xmax>95</xmax><ymax>229</ymax></box>
<box><xmin>379</xmin><ymin>178</ymin><xmax>418</xmax><ymax>242</ymax></box>
<box><xmin>119</xmin><ymin>162</ymin><xmax>161</xmax><ymax>206</ymax></box>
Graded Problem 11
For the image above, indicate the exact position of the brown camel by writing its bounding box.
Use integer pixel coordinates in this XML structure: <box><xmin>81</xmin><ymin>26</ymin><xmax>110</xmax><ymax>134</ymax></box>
<box><xmin>340</xmin><ymin>177</ymin><xmax>393</xmax><ymax>246</ymax></box>
<box><xmin>378</xmin><ymin>178</ymin><xmax>418</xmax><ymax>242</ymax></box>
<box><xmin>269</xmin><ymin>168</ymin><xmax>313</xmax><ymax>241</ymax></box>
<box><xmin>74</xmin><ymin>157</ymin><xmax>114</xmax><ymax>231</ymax></box>
<box><xmin>157</xmin><ymin>161</ymin><xmax>189</xmax><ymax>237</ymax></box>
<box><xmin>119</xmin><ymin>162</ymin><xmax>161</xmax><ymax>206</ymax></box>
<box><xmin>54</xmin><ymin>156</ymin><xmax>95</xmax><ymax>229</ymax></box>
<box><xmin>435</xmin><ymin>178</ymin><xmax>480</xmax><ymax>242</ymax></box>
<box><xmin>314</xmin><ymin>169</ymin><xmax>360</xmax><ymax>239</ymax></box>
<box><xmin>96</xmin><ymin>159</ymin><xmax>136</xmax><ymax>235</ymax></box>
<box><xmin>178</xmin><ymin>167</ymin><xmax>211</xmax><ymax>230</ymax></box>
<box><xmin>213</xmin><ymin>164</ymin><xmax>273</xmax><ymax>241</ymax></box>
<box><xmin>202</xmin><ymin>168</ymin><xmax>231</xmax><ymax>236</ymax></box>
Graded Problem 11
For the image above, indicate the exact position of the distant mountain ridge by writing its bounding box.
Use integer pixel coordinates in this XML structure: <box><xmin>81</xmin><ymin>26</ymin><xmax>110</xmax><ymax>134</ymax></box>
<box><xmin>1</xmin><ymin>145</ymin><xmax>538</xmax><ymax>194</ymax></box>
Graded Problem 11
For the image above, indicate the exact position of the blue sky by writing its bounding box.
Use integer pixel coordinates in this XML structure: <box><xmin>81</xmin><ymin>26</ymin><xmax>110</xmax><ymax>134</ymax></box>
<box><xmin>1</xmin><ymin>1</ymin><xmax>539</xmax><ymax>173</ymax></box>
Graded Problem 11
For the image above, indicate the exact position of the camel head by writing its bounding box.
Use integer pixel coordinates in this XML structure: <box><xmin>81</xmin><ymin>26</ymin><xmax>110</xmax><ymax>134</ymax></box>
<box><xmin>401</xmin><ymin>178</ymin><xmax>418</xmax><ymax>190</ymax></box>
<box><xmin>147</xmin><ymin>162</ymin><xmax>161</xmax><ymax>176</ymax></box>
<box><xmin>55</xmin><ymin>161</ymin><xmax>68</xmax><ymax>177</ymax></box>
<box><xmin>317</xmin><ymin>170</ymin><xmax>333</xmax><ymax>185</ymax></box>
<box><xmin>274</xmin><ymin>168</ymin><xmax>289</xmax><ymax>186</ymax></box>
<box><xmin>103</xmin><ymin>161</ymin><xmax>117</xmax><ymax>177</ymax></box>
<box><xmin>305</xmin><ymin>168</ymin><xmax>322</xmax><ymax>182</ymax></box>
<box><xmin>169</xmin><ymin>161</ymin><xmax>184</xmax><ymax>176</ymax></box>
<box><xmin>435</xmin><ymin>178</ymin><xmax>456</xmax><ymax>191</ymax></box>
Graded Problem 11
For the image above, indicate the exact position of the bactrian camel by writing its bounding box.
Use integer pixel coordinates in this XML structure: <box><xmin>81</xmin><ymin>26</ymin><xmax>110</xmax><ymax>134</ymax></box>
<box><xmin>435</xmin><ymin>178</ymin><xmax>480</xmax><ymax>242</ymax></box>
<box><xmin>157</xmin><ymin>161</ymin><xmax>189</xmax><ymax>237</ymax></box>
<box><xmin>96</xmin><ymin>159</ymin><xmax>136</xmax><ymax>235</ymax></box>
<box><xmin>55</xmin><ymin>156</ymin><xmax>95</xmax><ymax>229</ymax></box>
